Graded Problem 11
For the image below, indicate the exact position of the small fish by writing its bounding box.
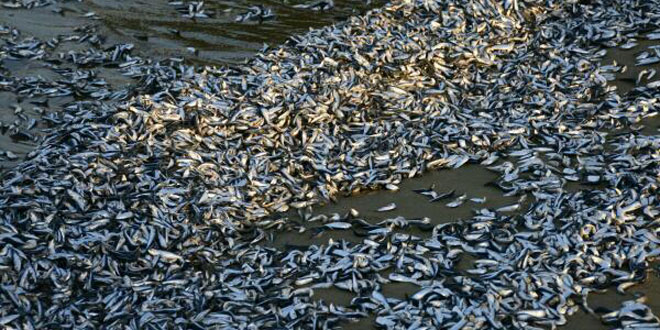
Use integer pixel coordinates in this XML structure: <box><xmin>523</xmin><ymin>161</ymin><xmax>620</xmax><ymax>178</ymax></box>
<box><xmin>148</xmin><ymin>249</ymin><xmax>183</xmax><ymax>263</ymax></box>
<box><xmin>324</xmin><ymin>222</ymin><xmax>352</xmax><ymax>230</ymax></box>
<box><xmin>413</xmin><ymin>184</ymin><xmax>435</xmax><ymax>194</ymax></box>
<box><xmin>446</xmin><ymin>194</ymin><xmax>466</xmax><ymax>208</ymax></box>
<box><xmin>385</xmin><ymin>183</ymin><xmax>399</xmax><ymax>191</ymax></box>
<box><xmin>516</xmin><ymin>309</ymin><xmax>547</xmax><ymax>320</ymax></box>
<box><xmin>430</xmin><ymin>190</ymin><xmax>455</xmax><ymax>202</ymax></box>
<box><xmin>5</xmin><ymin>151</ymin><xmax>18</xmax><ymax>160</ymax></box>
<box><xmin>235</xmin><ymin>5</ymin><xmax>274</xmax><ymax>22</ymax></box>
<box><xmin>293</xmin><ymin>0</ymin><xmax>334</xmax><ymax>11</ymax></box>
<box><xmin>377</xmin><ymin>203</ymin><xmax>397</xmax><ymax>212</ymax></box>
<box><xmin>469</xmin><ymin>197</ymin><xmax>486</xmax><ymax>203</ymax></box>
<box><xmin>496</xmin><ymin>203</ymin><xmax>521</xmax><ymax>212</ymax></box>
<box><xmin>0</xmin><ymin>314</ymin><xmax>20</xmax><ymax>326</ymax></box>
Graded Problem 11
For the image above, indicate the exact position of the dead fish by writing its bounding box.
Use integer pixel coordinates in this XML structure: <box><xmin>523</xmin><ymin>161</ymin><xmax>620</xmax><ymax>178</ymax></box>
<box><xmin>324</xmin><ymin>222</ymin><xmax>352</xmax><ymax>230</ymax></box>
<box><xmin>293</xmin><ymin>0</ymin><xmax>334</xmax><ymax>11</ymax></box>
<box><xmin>235</xmin><ymin>5</ymin><xmax>274</xmax><ymax>22</ymax></box>
<box><xmin>1</xmin><ymin>1</ymin><xmax>660</xmax><ymax>329</ymax></box>
<box><xmin>446</xmin><ymin>194</ymin><xmax>467</xmax><ymax>208</ymax></box>
<box><xmin>496</xmin><ymin>204</ymin><xmax>521</xmax><ymax>212</ymax></box>
<box><xmin>430</xmin><ymin>190</ymin><xmax>455</xmax><ymax>202</ymax></box>
<box><xmin>148</xmin><ymin>249</ymin><xmax>183</xmax><ymax>263</ymax></box>
<box><xmin>412</xmin><ymin>184</ymin><xmax>435</xmax><ymax>195</ymax></box>
<box><xmin>377</xmin><ymin>203</ymin><xmax>397</xmax><ymax>212</ymax></box>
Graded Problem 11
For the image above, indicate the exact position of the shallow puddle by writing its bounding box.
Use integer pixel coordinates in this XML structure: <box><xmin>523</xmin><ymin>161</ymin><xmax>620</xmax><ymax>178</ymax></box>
<box><xmin>268</xmin><ymin>164</ymin><xmax>520</xmax><ymax>249</ymax></box>
<box><xmin>0</xmin><ymin>134</ymin><xmax>35</xmax><ymax>170</ymax></box>
<box><xmin>454</xmin><ymin>252</ymin><xmax>479</xmax><ymax>277</ymax></box>
<box><xmin>564</xmin><ymin>180</ymin><xmax>609</xmax><ymax>194</ymax></box>
<box><xmin>588</xmin><ymin>271</ymin><xmax>660</xmax><ymax>312</ymax></box>
<box><xmin>0</xmin><ymin>5</ymin><xmax>90</xmax><ymax>42</ymax></box>
<box><xmin>604</xmin><ymin>39</ymin><xmax>660</xmax><ymax>95</ymax></box>
<box><xmin>380</xmin><ymin>281</ymin><xmax>419</xmax><ymax>301</ymax></box>
<box><xmin>565</xmin><ymin>269</ymin><xmax>660</xmax><ymax>329</ymax></box>
<box><xmin>565</xmin><ymin>308</ymin><xmax>610</xmax><ymax>330</ymax></box>
<box><xmin>341</xmin><ymin>315</ymin><xmax>376</xmax><ymax>330</ymax></box>
<box><xmin>85</xmin><ymin>0</ymin><xmax>386</xmax><ymax>66</ymax></box>
<box><xmin>639</xmin><ymin>116</ymin><xmax>660</xmax><ymax>135</ymax></box>
<box><xmin>1</xmin><ymin>59</ymin><xmax>60</xmax><ymax>80</ymax></box>
<box><xmin>313</xmin><ymin>287</ymin><xmax>355</xmax><ymax>307</ymax></box>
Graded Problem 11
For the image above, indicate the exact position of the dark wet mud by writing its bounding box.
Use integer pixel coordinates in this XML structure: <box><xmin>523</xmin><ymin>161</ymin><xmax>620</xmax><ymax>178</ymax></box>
<box><xmin>314</xmin><ymin>287</ymin><xmax>356</xmax><ymax>306</ymax></box>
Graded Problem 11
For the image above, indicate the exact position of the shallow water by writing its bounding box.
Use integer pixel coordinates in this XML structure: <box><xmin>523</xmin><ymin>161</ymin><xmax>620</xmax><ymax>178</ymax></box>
<box><xmin>267</xmin><ymin>164</ymin><xmax>521</xmax><ymax>249</ymax></box>
<box><xmin>1</xmin><ymin>0</ymin><xmax>384</xmax><ymax>65</ymax></box>
<box><xmin>602</xmin><ymin>40</ymin><xmax>660</xmax><ymax>135</ymax></box>
<box><xmin>314</xmin><ymin>287</ymin><xmax>356</xmax><ymax>306</ymax></box>
<box><xmin>87</xmin><ymin>0</ymin><xmax>385</xmax><ymax>66</ymax></box>
<box><xmin>0</xmin><ymin>0</ymin><xmax>381</xmax><ymax>168</ymax></box>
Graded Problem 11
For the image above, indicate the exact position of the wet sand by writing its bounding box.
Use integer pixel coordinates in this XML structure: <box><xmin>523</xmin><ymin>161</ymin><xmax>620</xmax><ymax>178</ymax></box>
<box><xmin>1</xmin><ymin>1</ymin><xmax>660</xmax><ymax>329</ymax></box>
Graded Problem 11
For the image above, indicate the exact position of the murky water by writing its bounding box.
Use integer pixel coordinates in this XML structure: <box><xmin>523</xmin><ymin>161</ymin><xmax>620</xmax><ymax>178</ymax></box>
<box><xmin>602</xmin><ymin>41</ymin><xmax>660</xmax><ymax>135</ymax></box>
<box><xmin>1</xmin><ymin>1</ymin><xmax>660</xmax><ymax>329</ymax></box>
<box><xmin>0</xmin><ymin>0</ymin><xmax>382</xmax><ymax>169</ymax></box>
<box><xmin>1</xmin><ymin>0</ymin><xmax>384</xmax><ymax>65</ymax></box>
<box><xmin>268</xmin><ymin>165</ymin><xmax>521</xmax><ymax>249</ymax></box>
<box><xmin>566</xmin><ymin>269</ymin><xmax>660</xmax><ymax>329</ymax></box>
<box><xmin>87</xmin><ymin>0</ymin><xmax>385</xmax><ymax>66</ymax></box>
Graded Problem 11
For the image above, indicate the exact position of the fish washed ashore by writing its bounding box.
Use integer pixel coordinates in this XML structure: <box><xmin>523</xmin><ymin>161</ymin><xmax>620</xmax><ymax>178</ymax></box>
<box><xmin>1</xmin><ymin>0</ymin><xmax>660</xmax><ymax>329</ymax></box>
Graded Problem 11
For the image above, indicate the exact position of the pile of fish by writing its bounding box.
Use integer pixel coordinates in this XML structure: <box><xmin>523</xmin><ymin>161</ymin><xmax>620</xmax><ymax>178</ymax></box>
<box><xmin>170</xmin><ymin>1</ymin><xmax>213</xmax><ymax>19</ymax></box>
<box><xmin>0</xmin><ymin>0</ymin><xmax>659</xmax><ymax>329</ymax></box>
<box><xmin>1</xmin><ymin>0</ymin><xmax>53</xmax><ymax>10</ymax></box>
<box><xmin>0</xmin><ymin>17</ymin><xmax>201</xmax><ymax>166</ymax></box>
